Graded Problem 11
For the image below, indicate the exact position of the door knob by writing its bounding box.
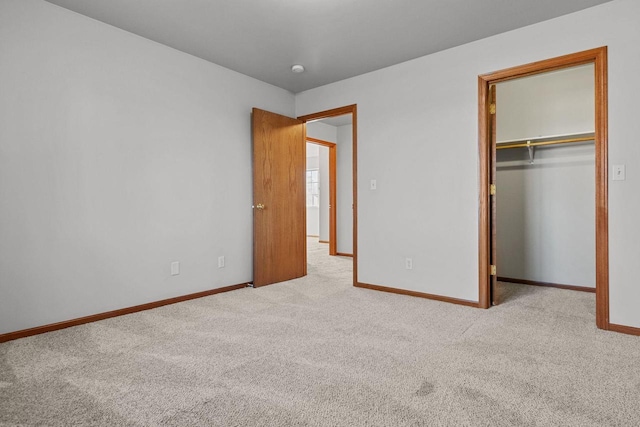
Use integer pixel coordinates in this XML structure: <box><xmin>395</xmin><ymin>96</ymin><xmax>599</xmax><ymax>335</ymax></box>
<box><xmin>255</xmin><ymin>203</ymin><xmax>265</xmax><ymax>210</ymax></box>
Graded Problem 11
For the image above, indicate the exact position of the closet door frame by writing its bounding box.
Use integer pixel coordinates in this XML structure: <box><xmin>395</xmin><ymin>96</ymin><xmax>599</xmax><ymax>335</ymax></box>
<box><xmin>477</xmin><ymin>47</ymin><xmax>609</xmax><ymax>330</ymax></box>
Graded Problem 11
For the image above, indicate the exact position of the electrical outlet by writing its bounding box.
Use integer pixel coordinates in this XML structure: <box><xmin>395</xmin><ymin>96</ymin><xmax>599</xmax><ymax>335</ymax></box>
<box><xmin>171</xmin><ymin>261</ymin><xmax>180</xmax><ymax>276</ymax></box>
<box><xmin>405</xmin><ymin>258</ymin><xmax>413</xmax><ymax>270</ymax></box>
<box><xmin>218</xmin><ymin>256</ymin><xmax>225</xmax><ymax>268</ymax></box>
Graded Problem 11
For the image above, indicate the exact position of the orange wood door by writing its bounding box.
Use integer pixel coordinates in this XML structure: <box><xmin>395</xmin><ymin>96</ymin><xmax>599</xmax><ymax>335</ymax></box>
<box><xmin>252</xmin><ymin>108</ymin><xmax>306</xmax><ymax>287</ymax></box>
<box><xmin>328</xmin><ymin>145</ymin><xmax>337</xmax><ymax>256</ymax></box>
<box><xmin>489</xmin><ymin>85</ymin><xmax>499</xmax><ymax>305</ymax></box>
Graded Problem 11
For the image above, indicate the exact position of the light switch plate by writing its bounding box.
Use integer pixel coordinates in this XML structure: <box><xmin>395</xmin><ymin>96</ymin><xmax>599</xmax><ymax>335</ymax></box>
<box><xmin>370</xmin><ymin>179</ymin><xmax>377</xmax><ymax>190</ymax></box>
<box><xmin>613</xmin><ymin>164</ymin><xmax>626</xmax><ymax>181</ymax></box>
<box><xmin>171</xmin><ymin>261</ymin><xmax>180</xmax><ymax>276</ymax></box>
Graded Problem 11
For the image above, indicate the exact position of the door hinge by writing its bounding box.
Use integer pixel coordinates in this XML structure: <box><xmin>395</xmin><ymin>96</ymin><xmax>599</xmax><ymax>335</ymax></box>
<box><xmin>490</xmin><ymin>265</ymin><xmax>497</xmax><ymax>276</ymax></box>
<box><xmin>490</xmin><ymin>184</ymin><xmax>496</xmax><ymax>196</ymax></box>
<box><xmin>489</xmin><ymin>103</ymin><xmax>496</xmax><ymax>115</ymax></box>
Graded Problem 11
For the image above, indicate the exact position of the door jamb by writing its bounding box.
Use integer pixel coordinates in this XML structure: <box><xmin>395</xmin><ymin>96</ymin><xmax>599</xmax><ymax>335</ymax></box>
<box><xmin>306</xmin><ymin>137</ymin><xmax>337</xmax><ymax>256</ymax></box>
<box><xmin>298</xmin><ymin>105</ymin><xmax>358</xmax><ymax>286</ymax></box>
<box><xmin>477</xmin><ymin>47</ymin><xmax>609</xmax><ymax>330</ymax></box>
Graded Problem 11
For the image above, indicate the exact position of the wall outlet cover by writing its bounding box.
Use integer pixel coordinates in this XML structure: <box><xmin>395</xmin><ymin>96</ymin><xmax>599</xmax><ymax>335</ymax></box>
<box><xmin>405</xmin><ymin>258</ymin><xmax>413</xmax><ymax>270</ymax></box>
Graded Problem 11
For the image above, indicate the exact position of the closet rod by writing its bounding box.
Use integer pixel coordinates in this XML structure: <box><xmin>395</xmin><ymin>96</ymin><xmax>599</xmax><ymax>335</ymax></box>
<box><xmin>496</xmin><ymin>135</ymin><xmax>594</xmax><ymax>150</ymax></box>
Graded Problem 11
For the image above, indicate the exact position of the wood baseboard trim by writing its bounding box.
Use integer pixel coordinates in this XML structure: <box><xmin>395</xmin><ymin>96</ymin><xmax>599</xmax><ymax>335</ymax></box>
<box><xmin>0</xmin><ymin>283</ymin><xmax>248</xmax><ymax>343</ymax></box>
<box><xmin>608</xmin><ymin>323</ymin><xmax>640</xmax><ymax>336</ymax></box>
<box><xmin>498</xmin><ymin>277</ymin><xmax>596</xmax><ymax>293</ymax></box>
<box><xmin>336</xmin><ymin>252</ymin><xmax>353</xmax><ymax>257</ymax></box>
<box><xmin>318</xmin><ymin>240</ymin><xmax>329</xmax><ymax>244</ymax></box>
<box><xmin>355</xmin><ymin>282</ymin><xmax>479</xmax><ymax>308</ymax></box>
<box><xmin>307</xmin><ymin>235</ymin><xmax>319</xmax><ymax>238</ymax></box>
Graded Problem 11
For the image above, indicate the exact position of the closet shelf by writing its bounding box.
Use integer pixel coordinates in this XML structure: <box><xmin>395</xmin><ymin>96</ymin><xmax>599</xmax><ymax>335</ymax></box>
<box><xmin>496</xmin><ymin>132</ymin><xmax>595</xmax><ymax>163</ymax></box>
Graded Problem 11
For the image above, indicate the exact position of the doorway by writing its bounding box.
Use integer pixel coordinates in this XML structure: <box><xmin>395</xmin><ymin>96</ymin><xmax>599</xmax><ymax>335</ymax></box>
<box><xmin>252</xmin><ymin>105</ymin><xmax>357</xmax><ymax>288</ymax></box>
<box><xmin>477</xmin><ymin>47</ymin><xmax>609</xmax><ymax>330</ymax></box>
<box><xmin>306</xmin><ymin>138</ymin><xmax>337</xmax><ymax>255</ymax></box>
<box><xmin>305</xmin><ymin>114</ymin><xmax>354</xmax><ymax>258</ymax></box>
<box><xmin>495</xmin><ymin>64</ymin><xmax>596</xmax><ymax>302</ymax></box>
<box><xmin>299</xmin><ymin>105</ymin><xmax>357</xmax><ymax>285</ymax></box>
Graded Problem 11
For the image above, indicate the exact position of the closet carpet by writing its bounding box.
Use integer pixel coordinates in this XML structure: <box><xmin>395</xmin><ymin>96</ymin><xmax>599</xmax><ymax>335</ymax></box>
<box><xmin>1</xmin><ymin>239</ymin><xmax>639</xmax><ymax>426</ymax></box>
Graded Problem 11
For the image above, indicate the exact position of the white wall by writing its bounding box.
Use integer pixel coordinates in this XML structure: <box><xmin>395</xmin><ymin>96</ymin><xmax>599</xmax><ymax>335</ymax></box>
<box><xmin>306</xmin><ymin>143</ymin><xmax>320</xmax><ymax>236</ymax></box>
<box><xmin>497</xmin><ymin>145</ymin><xmax>595</xmax><ymax>287</ymax></box>
<box><xmin>306</xmin><ymin>122</ymin><xmax>338</xmax><ymax>144</ymax></box>
<box><xmin>0</xmin><ymin>0</ymin><xmax>294</xmax><ymax>334</ymax></box>
<box><xmin>318</xmin><ymin>146</ymin><xmax>330</xmax><ymax>241</ymax></box>
<box><xmin>306</xmin><ymin>205</ymin><xmax>320</xmax><ymax>236</ymax></box>
<box><xmin>295</xmin><ymin>0</ymin><xmax>640</xmax><ymax>328</ymax></box>
<box><xmin>496</xmin><ymin>66</ymin><xmax>595</xmax><ymax>288</ymax></box>
<box><xmin>497</xmin><ymin>65</ymin><xmax>595</xmax><ymax>142</ymax></box>
<box><xmin>336</xmin><ymin>125</ymin><xmax>354</xmax><ymax>254</ymax></box>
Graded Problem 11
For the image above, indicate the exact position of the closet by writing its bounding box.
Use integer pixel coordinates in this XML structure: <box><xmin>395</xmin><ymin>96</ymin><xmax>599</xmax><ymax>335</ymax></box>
<box><xmin>495</xmin><ymin>64</ymin><xmax>596</xmax><ymax>292</ymax></box>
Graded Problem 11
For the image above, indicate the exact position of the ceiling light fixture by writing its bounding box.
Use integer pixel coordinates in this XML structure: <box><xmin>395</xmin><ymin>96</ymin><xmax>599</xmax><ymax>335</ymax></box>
<box><xmin>291</xmin><ymin>64</ymin><xmax>305</xmax><ymax>73</ymax></box>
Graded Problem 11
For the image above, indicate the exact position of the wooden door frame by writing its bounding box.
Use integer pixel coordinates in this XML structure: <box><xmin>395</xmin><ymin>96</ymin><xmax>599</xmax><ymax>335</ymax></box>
<box><xmin>477</xmin><ymin>47</ymin><xmax>609</xmax><ymax>330</ymax></box>
<box><xmin>488</xmin><ymin>84</ymin><xmax>498</xmax><ymax>306</ymax></box>
<box><xmin>306</xmin><ymin>137</ymin><xmax>338</xmax><ymax>256</ymax></box>
<box><xmin>298</xmin><ymin>105</ymin><xmax>358</xmax><ymax>286</ymax></box>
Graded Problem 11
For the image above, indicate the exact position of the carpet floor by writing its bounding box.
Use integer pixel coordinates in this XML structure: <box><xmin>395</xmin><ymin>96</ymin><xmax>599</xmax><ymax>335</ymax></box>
<box><xmin>1</xmin><ymin>239</ymin><xmax>639</xmax><ymax>426</ymax></box>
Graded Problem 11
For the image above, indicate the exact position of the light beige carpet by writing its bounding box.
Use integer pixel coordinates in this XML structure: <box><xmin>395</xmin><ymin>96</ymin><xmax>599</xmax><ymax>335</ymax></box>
<box><xmin>1</xmin><ymin>238</ymin><xmax>639</xmax><ymax>426</ymax></box>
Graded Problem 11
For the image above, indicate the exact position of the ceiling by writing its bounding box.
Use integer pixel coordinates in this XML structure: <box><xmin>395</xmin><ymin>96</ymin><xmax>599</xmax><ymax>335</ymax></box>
<box><xmin>317</xmin><ymin>114</ymin><xmax>352</xmax><ymax>128</ymax></box>
<box><xmin>45</xmin><ymin>0</ymin><xmax>613</xmax><ymax>94</ymax></box>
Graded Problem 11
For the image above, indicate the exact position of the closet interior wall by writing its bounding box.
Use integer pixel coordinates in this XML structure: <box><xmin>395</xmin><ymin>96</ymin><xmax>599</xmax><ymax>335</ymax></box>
<box><xmin>496</xmin><ymin>64</ymin><xmax>596</xmax><ymax>289</ymax></box>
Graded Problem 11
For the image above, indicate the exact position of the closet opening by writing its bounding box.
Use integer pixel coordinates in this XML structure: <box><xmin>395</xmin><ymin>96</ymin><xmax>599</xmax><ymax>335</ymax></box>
<box><xmin>477</xmin><ymin>47</ymin><xmax>609</xmax><ymax>330</ymax></box>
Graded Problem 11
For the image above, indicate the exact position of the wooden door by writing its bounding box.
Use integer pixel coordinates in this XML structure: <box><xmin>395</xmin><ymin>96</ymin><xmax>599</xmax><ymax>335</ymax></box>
<box><xmin>489</xmin><ymin>85</ymin><xmax>499</xmax><ymax>305</ymax></box>
<box><xmin>252</xmin><ymin>108</ymin><xmax>306</xmax><ymax>287</ymax></box>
